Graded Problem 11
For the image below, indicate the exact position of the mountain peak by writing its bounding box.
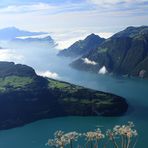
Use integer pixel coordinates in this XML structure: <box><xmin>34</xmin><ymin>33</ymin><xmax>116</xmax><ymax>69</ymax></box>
<box><xmin>88</xmin><ymin>33</ymin><xmax>98</xmax><ymax>37</ymax></box>
<box><xmin>58</xmin><ymin>33</ymin><xmax>105</xmax><ymax>58</ymax></box>
<box><xmin>86</xmin><ymin>33</ymin><xmax>102</xmax><ymax>39</ymax></box>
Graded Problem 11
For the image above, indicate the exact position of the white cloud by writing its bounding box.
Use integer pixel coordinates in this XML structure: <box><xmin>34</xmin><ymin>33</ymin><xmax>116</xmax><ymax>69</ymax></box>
<box><xmin>0</xmin><ymin>3</ymin><xmax>55</xmax><ymax>13</ymax></box>
<box><xmin>82</xmin><ymin>58</ymin><xmax>97</xmax><ymax>65</ymax></box>
<box><xmin>37</xmin><ymin>71</ymin><xmax>59</xmax><ymax>79</ymax></box>
<box><xmin>98</xmin><ymin>66</ymin><xmax>108</xmax><ymax>74</ymax></box>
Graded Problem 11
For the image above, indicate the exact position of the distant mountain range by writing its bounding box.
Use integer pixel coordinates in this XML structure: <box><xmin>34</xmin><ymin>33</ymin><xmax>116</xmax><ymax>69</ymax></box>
<box><xmin>12</xmin><ymin>36</ymin><xmax>55</xmax><ymax>45</ymax></box>
<box><xmin>58</xmin><ymin>33</ymin><xmax>105</xmax><ymax>58</ymax></box>
<box><xmin>0</xmin><ymin>27</ymin><xmax>47</xmax><ymax>40</ymax></box>
<box><xmin>60</xmin><ymin>26</ymin><xmax>148</xmax><ymax>78</ymax></box>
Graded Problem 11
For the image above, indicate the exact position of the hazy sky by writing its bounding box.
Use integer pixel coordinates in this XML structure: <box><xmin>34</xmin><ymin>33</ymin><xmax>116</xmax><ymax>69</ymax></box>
<box><xmin>0</xmin><ymin>0</ymin><xmax>148</xmax><ymax>43</ymax></box>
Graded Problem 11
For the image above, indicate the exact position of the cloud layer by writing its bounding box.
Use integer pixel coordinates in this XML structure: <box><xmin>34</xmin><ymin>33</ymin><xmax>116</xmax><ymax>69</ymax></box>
<box><xmin>0</xmin><ymin>3</ymin><xmax>55</xmax><ymax>13</ymax></box>
<box><xmin>0</xmin><ymin>0</ymin><xmax>147</xmax><ymax>36</ymax></box>
<box><xmin>0</xmin><ymin>49</ymin><xmax>24</xmax><ymax>62</ymax></box>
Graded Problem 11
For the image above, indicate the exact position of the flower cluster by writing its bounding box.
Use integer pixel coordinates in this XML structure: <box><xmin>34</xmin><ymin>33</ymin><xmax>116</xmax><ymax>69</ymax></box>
<box><xmin>106</xmin><ymin>122</ymin><xmax>138</xmax><ymax>148</ymax></box>
<box><xmin>113</xmin><ymin>121</ymin><xmax>138</xmax><ymax>138</ymax></box>
<box><xmin>47</xmin><ymin>122</ymin><xmax>138</xmax><ymax>148</ymax></box>
<box><xmin>47</xmin><ymin>130</ymin><xmax>80</xmax><ymax>148</ymax></box>
<box><xmin>84</xmin><ymin>128</ymin><xmax>105</xmax><ymax>141</ymax></box>
<box><xmin>64</xmin><ymin>131</ymin><xmax>81</xmax><ymax>142</ymax></box>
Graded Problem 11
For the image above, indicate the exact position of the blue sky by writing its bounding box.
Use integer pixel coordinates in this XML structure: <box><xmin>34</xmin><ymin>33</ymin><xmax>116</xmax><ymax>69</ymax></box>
<box><xmin>0</xmin><ymin>0</ymin><xmax>147</xmax><ymax>41</ymax></box>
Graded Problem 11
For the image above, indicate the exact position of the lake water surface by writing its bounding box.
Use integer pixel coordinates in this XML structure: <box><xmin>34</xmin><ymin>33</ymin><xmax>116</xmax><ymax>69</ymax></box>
<box><xmin>0</xmin><ymin>41</ymin><xmax>148</xmax><ymax>148</ymax></box>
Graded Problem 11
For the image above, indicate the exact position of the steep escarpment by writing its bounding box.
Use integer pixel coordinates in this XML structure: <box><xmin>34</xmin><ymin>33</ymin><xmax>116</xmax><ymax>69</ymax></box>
<box><xmin>70</xmin><ymin>26</ymin><xmax>148</xmax><ymax>78</ymax></box>
<box><xmin>58</xmin><ymin>34</ymin><xmax>105</xmax><ymax>58</ymax></box>
<box><xmin>0</xmin><ymin>61</ymin><xmax>128</xmax><ymax>130</ymax></box>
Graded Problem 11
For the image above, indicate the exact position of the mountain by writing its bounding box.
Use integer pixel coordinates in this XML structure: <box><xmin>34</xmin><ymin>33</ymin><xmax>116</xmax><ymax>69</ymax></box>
<box><xmin>0</xmin><ymin>61</ymin><xmax>127</xmax><ymax>130</ymax></box>
<box><xmin>12</xmin><ymin>36</ymin><xmax>55</xmax><ymax>45</ymax></box>
<box><xmin>0</xmin><ymin>27</ymin><xmax>47</xmax><ymax>40</ymax></box>
<box><xmin>70</xmin><ymin>26</ymin><xmax>148</xmax><ymax>78</ymax></box>
<box><xmin>58</xmin><ymin>33</ymin><xmax>105</xmax><ymax>58</ymax></box>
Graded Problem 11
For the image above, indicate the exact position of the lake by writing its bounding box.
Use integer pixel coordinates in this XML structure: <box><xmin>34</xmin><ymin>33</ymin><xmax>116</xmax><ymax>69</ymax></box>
<box><xmin>0</xmin><ymin>41</ymin><xmax>148</xmax><ymax>148</ymax></box>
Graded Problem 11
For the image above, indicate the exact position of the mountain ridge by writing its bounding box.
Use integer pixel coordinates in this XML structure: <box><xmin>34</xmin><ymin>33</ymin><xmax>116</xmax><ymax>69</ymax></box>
<box><xmin>70</xmin><ymin>26</ymin><xmax>148</xmax><ymax>78</ymax></box>
<box><xmin>58</xmin><ymin>33</ymin><xmax>105</xmax><ymax>58</ymax></box>
<box><xmin>12</xmin><ymin>35</ymin><xmax>55</xmax><ymax>46</ymax></box>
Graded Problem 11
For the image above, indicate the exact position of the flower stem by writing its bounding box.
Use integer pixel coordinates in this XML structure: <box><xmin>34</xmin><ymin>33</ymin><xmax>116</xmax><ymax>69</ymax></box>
<box><xmin>95</xmin><ymin>140</ymin><xmax>99</xmax><ymax>148</ymax></box>
<box><xmin>70</xmin><ymin>140</ymin><xmax>73</xmax><ymax>148</ymax></box>
<box><xmin>85</xmin><ymin>141</ymin><xmax>89</xmax><ymax>148</ymax></box>
<box><xmin>103</xmin><ymin>139</ymin><xmax>109</xmax><ymax>148</ymax></box>
<box><xmin>112</xmin><ymin>137</ymin><xmax>118</xmax><ymax>148</ymax></box>
<box><xmin>127</xmin><ymin>138</ymin><xmax>131</xmax><ymax>148</ymax></box>
<box><xmin>121</xmin><ymin>136</ymin><xmax>124</xmax><ymax>148</ymax></box>
<box><xmin>133</xmin><ymin>137</ymin><xmax>138</xmax><ymax>148</ymax></box>
<box><xmin>90</xmin><ymin>141</ymin><xmax>93</xmax><ymax>148</ymax></box>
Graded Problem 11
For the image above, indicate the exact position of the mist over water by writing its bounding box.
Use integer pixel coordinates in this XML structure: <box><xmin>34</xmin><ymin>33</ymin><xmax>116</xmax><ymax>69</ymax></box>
<box><xmin>0</xmin><ymin>40</ymin><xmax>148</xmax><ymax>148</ymax></box>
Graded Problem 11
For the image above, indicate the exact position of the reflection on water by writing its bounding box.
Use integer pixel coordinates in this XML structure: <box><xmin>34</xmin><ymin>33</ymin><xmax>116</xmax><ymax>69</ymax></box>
<box><xmin>0</xmin><ymin>41</ymin><xmax>148</xmax><ymax>147</ymax></box>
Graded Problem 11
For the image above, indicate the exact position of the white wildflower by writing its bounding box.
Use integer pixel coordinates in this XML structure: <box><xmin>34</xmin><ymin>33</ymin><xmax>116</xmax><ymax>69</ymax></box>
<box><xmin>64</xmin><ymin>131</ymin><xmax>81</xmax><ymax>142</ymax></box>
<box><xmin>84</xmin><ymin>128</ymin><xmax>104</xmax><ymax>141</ymax></box>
